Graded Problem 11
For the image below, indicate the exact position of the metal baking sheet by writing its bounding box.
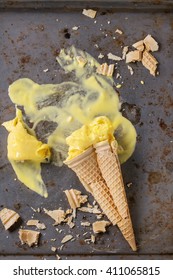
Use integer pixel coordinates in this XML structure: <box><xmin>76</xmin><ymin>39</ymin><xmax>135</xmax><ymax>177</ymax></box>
<box><xmin>0</xmin><ymin>1</ymin><xmax>173</xmax><ymax>259</ymax></box>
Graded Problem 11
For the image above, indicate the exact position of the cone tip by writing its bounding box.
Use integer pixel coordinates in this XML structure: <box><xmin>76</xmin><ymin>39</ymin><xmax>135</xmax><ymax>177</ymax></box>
<box><xmin>128</xmin><ymin>238</ymin><xmax>137</xmax><ymax>251</ymax></box>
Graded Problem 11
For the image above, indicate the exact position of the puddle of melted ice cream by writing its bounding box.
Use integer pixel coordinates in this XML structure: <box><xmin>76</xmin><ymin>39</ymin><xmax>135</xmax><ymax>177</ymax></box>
<box><xmin>3</xmin><ymin>46</ymin><xmax>137</xmax><ymax>197</ymax></box>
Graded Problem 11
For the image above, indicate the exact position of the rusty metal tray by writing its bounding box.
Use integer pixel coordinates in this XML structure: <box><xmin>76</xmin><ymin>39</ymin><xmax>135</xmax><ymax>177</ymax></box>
<box><xmin>0</xmin><ymin>0</ymin><xmax>173</xmax><ymax>260</ymax></box>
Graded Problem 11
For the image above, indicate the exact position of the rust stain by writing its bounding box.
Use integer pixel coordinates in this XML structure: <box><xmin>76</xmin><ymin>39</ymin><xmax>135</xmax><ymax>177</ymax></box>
<box><xmin>20</xmin><ymin>55</ymin><xmax>31</xmax><ymax>64</ymax></box>
<box><xmin>148</xmin><ymin>171</ymin><xmax>162</xmax><ymax>185</ymax></box>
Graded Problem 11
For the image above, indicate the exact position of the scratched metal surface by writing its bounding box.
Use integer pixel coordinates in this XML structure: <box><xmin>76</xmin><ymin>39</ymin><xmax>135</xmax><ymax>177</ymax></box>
<box><xmin>0</xmin><ymin>1</ymin><xmax>173</xmax><ymax>259</ymax></box>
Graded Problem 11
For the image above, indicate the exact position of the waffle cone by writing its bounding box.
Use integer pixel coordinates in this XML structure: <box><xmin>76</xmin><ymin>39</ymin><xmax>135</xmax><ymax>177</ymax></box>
<box><xmin>64</xmin><ymin>147</ymin><xmax>121</xmax><ymax>226</ymax></box>
<box><xmin>94</xmin><ymin>140</ymin><xmax>136</xmax><ymax>251</ymax></box>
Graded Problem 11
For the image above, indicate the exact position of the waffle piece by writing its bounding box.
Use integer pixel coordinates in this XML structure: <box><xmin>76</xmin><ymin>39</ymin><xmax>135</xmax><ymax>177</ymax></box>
<box><xmin>64</xmin><ymin>147</ymin><xmax>121</xmax><ymax>226</ymax></box>
<box><xmin>143</xmin><ymin>34</ymin><xmax>159</xmax><ymax>52</ymax></box>
<box><xmin>132</xmin><ymin>40</ymin><xmax>145</xmax><ymax>51</ymax></box>
<box><xmin>64</xmin><ymin>189</ymin><xmax>88</xmax><ymax>209</ymax></box>
<box><xmin>142</xmin><ymin>50</ymin><xmax>158</xmax><ymax>76</ymax></box>
<box><xmin>0</xmin><ymin>208</ymin><xmax>20</xmax><ymax>230</ymax></box>
<box><xmin>94</xmin><ymin>140</ymin><xmax>136</xmax><ymax>251</ymax></box>
<box><xmin>126</xmin><ymin>50</ymin><xmax>142</xmax><ymax>63</ymax></box>
<box><xmin>19</xmin><ymin>229</ymin><xmax>40</xmax><ymax>247</ymax></box>
<box><xmin>96</xmin><ymin>63</ymin><xmax>114</xmax><ymax>77</ymax></box>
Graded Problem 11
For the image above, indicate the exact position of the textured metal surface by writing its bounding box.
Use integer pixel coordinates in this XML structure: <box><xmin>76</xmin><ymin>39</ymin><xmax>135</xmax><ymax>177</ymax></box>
<box><xmin>0</xmin><ymin>2</ymin><xmax>173</xmax><ymax>259</ymax></box>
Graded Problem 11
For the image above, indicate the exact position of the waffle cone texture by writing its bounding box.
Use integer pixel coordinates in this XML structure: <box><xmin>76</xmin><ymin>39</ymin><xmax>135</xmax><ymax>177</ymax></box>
<box><xmin>64</xmin><ymin>140</ymin><xmax>137</xmax><ymax>251</ymax></box>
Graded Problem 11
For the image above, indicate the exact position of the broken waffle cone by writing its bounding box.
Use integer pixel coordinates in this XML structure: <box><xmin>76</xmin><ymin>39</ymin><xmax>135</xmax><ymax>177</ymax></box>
<box><xmin>64</xmin><ymin>146</ymin><xmax>137</xmax><ymax>251</ymax></box>
<box><xmin>0</xmin><ymin>208</ymin><xmax>20</xmax><ymax>230</ymax></box>
<box><xmin>94</xmin><ymin>140</ymin><xmax>136</xmax><ymax>251</ymax></box>
<box><xmin>64</xmin><ymin>147</ymin><xmax>121</xmax><ymax>226</ymax></box>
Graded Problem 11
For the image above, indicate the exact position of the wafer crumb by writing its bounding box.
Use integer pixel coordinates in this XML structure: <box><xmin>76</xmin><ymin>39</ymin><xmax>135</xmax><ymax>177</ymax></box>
<box><xmin>26</xmin><ymin>220</ymin><xmax>46</xmax><ymax>230</ymax></box>
<box><xmin>98</xmin><ymin>53</ymin><xmax>104</xmax><ymax>59</ymax></box>
<box><xmin>92</xmin><ymin>220</ymin><xmax>111</xmax><ymax>233</ymax></box>
<box><xmin>61</xmin><ymin>234</ymin><xmax>73</xmax><ymax>244</ymax></box>
<box><xmin>56</xmin><ymin>254</ymin><xmax>61</xmax><ymax>260</ymax></box>
<box><xmin>107</xmin><ymin>52</ymin><xmax>122</xmax><ymax>61</ymax></box>
<box><xmin>82</xmin><ymin>9</ymin><xmax>97</xmax><ymax>19</ymax></box>
<box><xmin>72</xmin><ymin>26</ymin><xmax>79</xmax><ymax>31</ymax></box>
<box><xmin>91</xmin><ymin>234</ymin><xmax>96</xmax><ymax>243</ymax></box>
<box><xmin>115</xmin><ymin>29</ymin><xmax>123</xmax><ymax>34</ymax></box>
<box><xmin>51</xmin><ymin>246</ymin><xmax>57</xmax><ymax>252</ymax></box>
<box><xmin>127</xmin><ymin>65</ymin><xmax>134</xmax><ymax>75</ymax></box>
<box><xmin>96</xmin><ymin>63</ymin><xmax>114</xmax><ymax>77</ymax></box>
<box><xmin>64</xmin><ymin>188</ymin><xmax>88</xmax><ymax>209</ymax></box>
<box><xmin>132</xmin><ymin>40</ymin><xmax>144</xmax><ymax>51</ymax></box>
<box><xmin>0</xmin><ymin>208</ymin><xmax>20</xmax><ymax>230</ymax></box>
<box><xmin>78</xmin><ymin>206</ymin><xmax>101</xmax><ymax>214</ymax></box>
<box><xmin>126</xmin><ymin>50</ymin><xmax>142</xmax><ymax>63</ymax></box>
<box><xmin>122</xmin><ymin>46</ymin><xmax>129</xmax><ymax>60</ymax></box>
<box><xmin>142</xmin><ymin>50</ymin><xmax>158</xmax><ymax>76</ymax></box>
<box><xmin>44</xmin><ymin>208</ymin><xmax>66</xmax><ymax>225</ymax></box>
<box><xmin>143</xmin><ymin>34</ymin><xmax>159</xmax><ymax>52</ymax></box>
<box><xmin>81</xmin><ymin>221</ymin><xmax>91</xmax><ymax>227</ymax></box>
<box><xmin>19</xmin><ymin>229</ymin><xmax>40</xmax><ymax>247</ymax></box>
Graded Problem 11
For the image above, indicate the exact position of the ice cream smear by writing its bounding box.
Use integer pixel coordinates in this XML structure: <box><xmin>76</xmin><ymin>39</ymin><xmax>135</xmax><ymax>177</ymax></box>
<box><xmin>3</xmin><ymin>46</ymin><xmax>136</xmax><ymax>196</ymax></box>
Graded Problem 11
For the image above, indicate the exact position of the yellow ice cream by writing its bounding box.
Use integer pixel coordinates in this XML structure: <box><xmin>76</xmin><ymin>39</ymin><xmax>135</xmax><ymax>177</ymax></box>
<box><xmin>2</xmin><ymin>109</ymin><xmax>51</xmax><ymax>197</ymax></box>
<box><xmin>66</xmin><ymin>116</ymin><xmax>115</xmax><ymax>160</ymax></box>
<box><xmin>3</xmin><ymin>109</ymin><xmax>51</xmax><ymax>162</ymax></box>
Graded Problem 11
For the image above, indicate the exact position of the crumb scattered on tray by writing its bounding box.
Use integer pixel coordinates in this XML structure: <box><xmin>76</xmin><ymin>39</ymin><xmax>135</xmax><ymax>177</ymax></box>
<box><xmin>44</xmin><ymin>208</ymin><xmax>66</xmax><ymax>225</ymax></box>
<box><xmin>96</xmin><ymin>63</ymin><xmax>114</xmax><ymax>77</ymax></box>
<box><xmin>132</xmin><ymin>40</ymin><xmax>145</xmax><ymax>51</ymax></box>
<box><xmin>127</xmin><ymin>65</ymin><xmax>134</xmax><ymax>75</ymax></box>
<box><xmin>65</xmin><ymin>214</ymin><xmax>75</xmax><ymax>229</ymax></box>
<box><xmin>51</xmin><ymin>246</ymin><xmax>57</xmax><ymax>252</ymax></box>
<box><xmin>92</xmin><ymin>220</ymin><xmax>110</xmax><ymax>233</ymax></box>
<box><xmin>126</xmin><ymin>50</ymin><xmax>142</xmax><ymax>63</ymax></box>
<box><xmin>122</xmin><ymin>46</ymin><xmax>129</xmax><ymax>60</ymax></box>
<box><xmin>91</xmin><ymin>234</ymin><xmax>96</xmax><ymax>243</ymax></box>
<box><xmin>126</xmin><ymin>182</ymin><xmax>133</xmax><ymax>188</ymax></box>
<box><xmin>72</xmin><ymin>26</ymin><xmax>79</xmax><ymax>31</ymax></box>
<box><xmin>56</xmin><ymin>254</ymin><xmax>61</xmax><ymax>260</ymax></box>
<box><xmin>126</xmin><ymin>34</ymin><xmax>159</xmax><ymax>76</ymax></box>
<box><xmin>98</xmin><ymin>53</ymin><xmax>104</xmax><ymax>59</ymax></box>
<box><xmin>19</xmin><ymin>229</ymin><xmax>40</xmax><ymax>247</ymax></box>
<box><xmin>142</xmin><ymin>50</ymin><xmax>158</xmax><ymax>76</ymax></box>
<box><xmin>61</xmin><ymin>234</ymin><xmax>73</xmax><ymax>244</ymax></box>
<box><xmin>82</xmin><ymin>9</ymin><xmax>97</xmax><ymax>19</ymax></box>
<box><xmin>143</xmin><ymin>34</ymin><xmax>159</xmax><ymax>52</ymax></box>
<box><xmin>26</xmin><ymin>219</ymin><xmax>46</xmax><ymax>230</ymax></box>
<box><xmin>0</xmin><ymin>208</ymin><xmax>20</xmax><ymax>230</ymax></box>
<box><xmin>115</xmin><ymin>28</ymin><xmax>123</xmax><ymax>35</ymax></box>
<box><xmin>64</xmin><ymin>188</ymin><xmax>88</xmax><ymax>209</ymax></box>
<box><xmin>81</xmin><ymin>221</ymin><xmax>91</xmax><ymax>227</ymax></box>
<box><xmin>78</xmin><ymin>206</ymin><xmax>101</xmax><ymax>214</ymax></box>
<box><xmin>107</xmin><ymin>52</ymin><xmax>122</xmax><ymax>61</ymax></box>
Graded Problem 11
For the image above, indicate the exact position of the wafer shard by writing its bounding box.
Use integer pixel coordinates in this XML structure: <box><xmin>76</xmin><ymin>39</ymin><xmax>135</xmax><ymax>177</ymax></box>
<box><xmin>82</xmin><ymin>9</ymin><xmax>97</xmax><ymax>19</ymax></box>
<box><xmin>19</xmin><ymin>229</ymin><xmax>40</xmax><ymax>247</ymax></box>
<box><xmin>0</xmin><ymin>208</ymin><xmax>20</xmax><ymax>230</ymax></box>
<box><xmin>64</xmin><ymin>188</ymin><xmax>88</xmax><ymax>209</ymax></box>
<box><xmin>126</xmin><ymin>50</ymin><xmax>142</xmax><ymax>63</ymax></box>
<box><xmin>132</xmin><ymin>40</ymin><xmax>144</xmax><ymax>51</ymax></box>
<box><xmin>143</xmin><ymin>34</ymin><xmax>159</xmax><ymax>52</ymax></box>
<box><xmin>142</xmin><ymin>50</ymin><xmax>158</xmax><ymax>76</ymax></box>
<box><xmin>92</xmin><ymin>220</ymin><xmax>110</xmax><ymax>233</ymax></box>
<box><xmin>44</xmin><ymin>208</ymin><xmax>66</xmax><ymax>225</ymax></box>
<box><xmin>96</xmin><ymin>63</ymin><xmax>114</xmax><ymax>77</ymax></box>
